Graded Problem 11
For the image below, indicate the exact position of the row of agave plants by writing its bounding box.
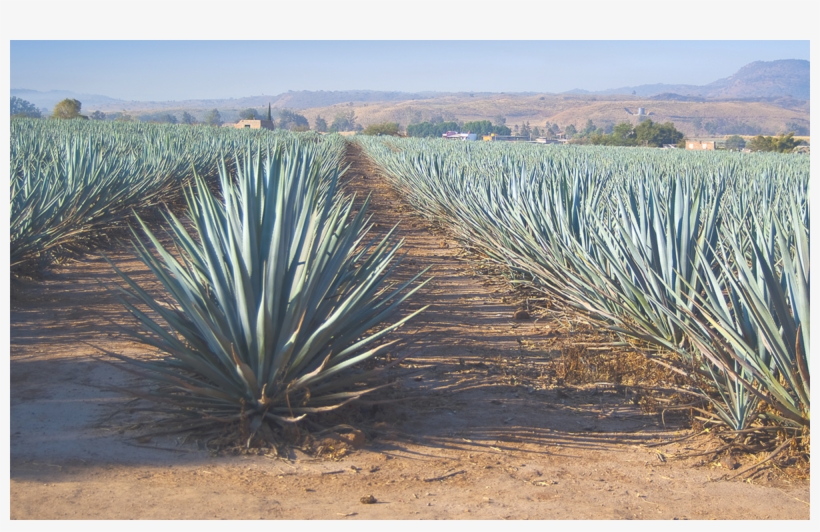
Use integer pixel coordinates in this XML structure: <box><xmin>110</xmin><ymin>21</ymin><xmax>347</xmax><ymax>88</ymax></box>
<box><xmin>10</xmin><ymin>119</ymin><xmax>346</xmax><ymax>272</ymax></box>
<box><xmin>357</xmin><ymin>137</ymin><xmax>809</xmax><ymax>432</ymax></box>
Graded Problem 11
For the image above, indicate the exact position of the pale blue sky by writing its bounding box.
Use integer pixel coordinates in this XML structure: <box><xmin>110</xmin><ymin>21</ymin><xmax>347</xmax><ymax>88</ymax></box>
<box><xmin>10</xmin><ymin>41</ymin><xmax>810</xmax><ymax>101</ymax></box>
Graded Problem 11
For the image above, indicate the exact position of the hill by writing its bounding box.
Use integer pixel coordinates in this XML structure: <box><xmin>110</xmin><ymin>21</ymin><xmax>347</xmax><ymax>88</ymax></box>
<box><xmin>11</xmin><ymin>60</ymin><xmax>809</xmax><ymax>137</ymax></box>
<box><xmin>299</xmin><ymin>93</ymin><xmax>808</xmax><ymax>137</ymax></box>
<box><xmin>596</xmin><ymin>59</ymin><xmax>809</xmax><ymax>100</ymax></box>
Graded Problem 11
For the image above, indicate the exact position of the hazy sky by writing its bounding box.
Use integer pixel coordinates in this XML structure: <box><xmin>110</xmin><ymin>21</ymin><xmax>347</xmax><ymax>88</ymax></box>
<box><xmin>10</xmin><ymin>41</ymin><xmax>810</xmax><ymax>101</ymax></box>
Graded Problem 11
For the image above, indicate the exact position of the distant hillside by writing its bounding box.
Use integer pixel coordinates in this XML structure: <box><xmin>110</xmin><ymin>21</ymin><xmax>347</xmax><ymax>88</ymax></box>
<box><xmin>9</xmin><ymin>89</ymin><xmax>454</xmax><ymax>114</ymax></box>
<box><xmin>596</xmin><ymin>59</ymin><xmax>809</xmax><ymax>100</ymax></box>
<box><xmin>10</xmin><ymin>89</ymin><xmax>123</xmax><ymax>111</ymax></box>
<box><xmin>11</xmin><ymin>60</ymin><xmax>809</xmax><ymax>137</ymax></box>
<box><xmin>702</xmin><ymin>59</ymin><xmax>809</xmax><ymax>100</ymax></box>
<box><xmin>299</xmin><ymin>93</ymin><xmax>809</xmax><ymax>137</ymax></box>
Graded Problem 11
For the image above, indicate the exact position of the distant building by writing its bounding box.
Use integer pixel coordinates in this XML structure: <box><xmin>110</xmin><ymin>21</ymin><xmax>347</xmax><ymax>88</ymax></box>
<box><xmin>442</xmin><ymin>131</ymin><xmax>477</xmax><ymax>141</ymax></box>
<box><xmin>235</xmin><ymin>119</ymin><xmax>275</xmax><ymax>130</ymax></box>
<box><xmin>637</xmin><ymin>107</ymin><xmax>646</xmax><ymax>116</ymax></box>
<box><xmin>482</xmin><ymin>134</ymin><xmax>531</xmax><ymax>142</ymax></box>
<box><xmin>686</xmin><ymin>140</ymin><xmax>716</xmax><ymax>151</ymax></box>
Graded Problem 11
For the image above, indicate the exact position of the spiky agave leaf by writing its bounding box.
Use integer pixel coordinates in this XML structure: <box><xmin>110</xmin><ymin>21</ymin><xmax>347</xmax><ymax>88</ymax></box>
<box><xmin>110</xmin><ymin>140</ymin><xmax>429</xmax><ymax>430</ymax></box>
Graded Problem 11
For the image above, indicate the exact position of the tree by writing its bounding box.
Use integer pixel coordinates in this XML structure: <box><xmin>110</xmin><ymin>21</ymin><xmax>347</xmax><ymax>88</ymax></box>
<box><xmin>564</xmin><ymin>124</ymin><xmax>577</xmax><ymax>137</ymax></box>
<box><xmin>239</xmin><ymin>108</ymin><xmax>259</xmax><ymax>120</ymax></box>
<box><xmin>314</xmin><ymin>115</ymin><xmax>328</xmax><ymax>132</ymax></box>
<box><xmin>493</xmin><ymin>115</ymin><xmax>506</xmax><ymax>127</ymax></box>
<box><xmin>590</xmin><ymin>120</ymin><xmax>683</xmax><ymax>148</ymax></box>
<box><xmin>532</xmin><ymin>126</ymin><xmax>541</xmax><ymax>138</ymax></box>
<box><xmin>634</xmin><ymin>119</ymin><xmax>684</xmax><ymax>147</ymax></box>
<box><xmin>362</xmin><ymin>122</ymin><xmax>400</xmax><ymax>136</ymax></box>
<box><xmin>580</xmin><ymin>119</ymin><xmax>596</xmax><ymax>137</ymax></box>
<box><xmin>724</xmin><ymin>135</ymin><xmax>746</xmax><ymax>151</ymax></box>
<box><xmin>181</xmin><ymin>111</ymin><xmax>197</xmax><ymax>125</ymax></box>
<box><xmin>747</xmin><ymin>133</ymin><xmax>798</xmax><ymax>153</ymax></box>
<box><xmin>520</xmin><ymin>121</ymin><xmax>532</xmax><ymax>138</ymax></box>
<box><xmin>157</xmin><ymin>113</ymin><xmax>177</xmax><ymax>124</ymax></box>
<box><xmin>277</xmin><ymin>109</ymin><xmax>309</xmax><ymax>130</ymax></box>
<box><xmin>114</xmin><ymin>112</ymin><xmax>134</xmax><ymax>122</ymax></box>
<box><xmin>10</xmin><ymin>96</ymin><xmax>41</xmax><ymax>118</ymax></box>
<box><xmin>329</xmin><ymin>110</ymin><xmax>357</xmax><ymax>133</ymax></box>
<box><xmin>266</xmin><ymin>103</ymin><xmax>272</xmax><ymax>121</ymax></box>
<box><xmin>406</xmin><ymin>121</ymin><xmax>460</xmax><ymax>138</ymax></box>
<box><xmin>52</xmin><ymin>98</ymin><xmax>85</xmax><ymax>119</ymax></box>
<box><xmin>461</xmin><ymin>120</ymin><xmax>510</xmax><ymax>137</ymax></box>
<box><xmin>611</xmin><ymin>122</ymin><xmax>633</xmax><ymax>140</ymax></box>
<box><xmin>90</xmin><ymin>110</ymin><xmax>106</xmax><ymax>120</ymax></box>
<box><xmin>205</xmin><ymin>109</ymin><xmax>222</xmax><ymax>127</ymax></box>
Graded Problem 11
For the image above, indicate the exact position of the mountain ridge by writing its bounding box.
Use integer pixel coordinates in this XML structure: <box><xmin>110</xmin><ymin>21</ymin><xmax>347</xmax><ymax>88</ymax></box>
<box><xmin>11</xmin><ymin>59</ymin><xmax>809</xmax><ymax>112</ymax></box>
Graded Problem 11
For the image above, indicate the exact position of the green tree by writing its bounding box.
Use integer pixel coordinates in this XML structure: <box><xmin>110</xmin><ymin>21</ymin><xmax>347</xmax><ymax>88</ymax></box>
<box><xmin>532</xmin><ymin>126</ymin><xmax>541</xmax><ymax>138</ymax></box>
<box><xmin>277</xmin><ymin>109</ymin><xmax>309</xmax><ymax>130</ymax></box>
<box><xmin>362</xmin><ymin>122</ymin><xmax>400</xmax><ymax>136</ymax></box>
<box><xmin>239</xmin><ymin>108</ymin><xmax>259</xmax><ymax>120</ymax></box>
<box><xmin>205</xmin><ymin>109</ymin><xmax>222</xmax><ymax>127</ymax></box>
<box><xmin>580</xmin><ymin>119</ymin><xmax>596</xmax><ymax>137</ymax></box>
<box><xmin>747</xmin><ymin>133</ymin><xmax>798</xmax><ymax>153</ymax></box>
<box><xmin>564</xmin><ymin>124</ymin><xmax>577</xmax><ymax>137</ymax></box>
<box><xmin>634</xmin><ymin>119</ymin><xmax>684</xmax><ymax>147</ymax></box>
<box><xmin>611</xmin><ymin>122</ymin><xmax>633</xmax><ymax>140</ymax></box>
<box><xmin>10</xmin><ymin>96</ymin><xmax>41</xmax><ymax>118</ymax></box>
<box><xmin>591</xmin><ymin>120</ymin><xmax>683</xmax><ymax>148</ymax></box>
<box><xmin>461</xmin><ymin>120</ymin><xmax>511</xmax><ymax>136</ymax></box>
<box><xmin>521</xmin><ymin>121</ymin><xmax>532</xmax><ymax>138</ymax></box>
<box><xmin>406</xmin><ymin>121</ymin><xmax>460</xmax><ymax>138</ymax></box>
<box><xmin>724</xmin><ymin>135</ymin><xmax>746</xmax><ymax>151</ymax></box>
<box><xmin>90</xmin><ymin>110</ymin><xmax>106</xmax><ymax>120</ymax></box>
<box><xmin>181</xmin><ymin>111</ymin><xmax>196</xmax><ymax>125</ymax></box>
<box><xmin>314</xmin><ymin>115</ymin><xmax>328</xmax><ymax>132</ymax></box>
<box><xmin>266</xmin><ymin>103</ymin><xmax>272</xmax><ymax>121</ymax></box>
<box><xmin>329</xmin><ymin>110</ymin><xmax>357</xmax><ymax>132</ymax></box>
<box><xmin>52</xmin><ymin>98</ymin><xmax>85</xmax><ymax>119</ymax></box>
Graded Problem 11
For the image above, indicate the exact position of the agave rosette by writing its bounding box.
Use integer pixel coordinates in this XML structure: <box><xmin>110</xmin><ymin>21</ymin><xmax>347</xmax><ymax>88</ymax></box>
<box><xmin>109</xmin><ymin>141</ymin><xmax>429</xmax><ymax>431</ymax></box>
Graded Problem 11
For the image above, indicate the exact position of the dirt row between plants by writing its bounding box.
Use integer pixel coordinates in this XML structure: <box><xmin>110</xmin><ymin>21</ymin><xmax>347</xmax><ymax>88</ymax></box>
<box><xmin>8</xmin><ymin>143</ymin><xmax>809</xmax><ymax>520</ymax></box>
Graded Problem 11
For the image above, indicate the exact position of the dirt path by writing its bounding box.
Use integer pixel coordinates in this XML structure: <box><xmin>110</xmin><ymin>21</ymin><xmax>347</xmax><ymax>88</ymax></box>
<box><xmin>9</xmin><ymin>143</ymin><xmax>810</xmax><ymax>520</ymax></box>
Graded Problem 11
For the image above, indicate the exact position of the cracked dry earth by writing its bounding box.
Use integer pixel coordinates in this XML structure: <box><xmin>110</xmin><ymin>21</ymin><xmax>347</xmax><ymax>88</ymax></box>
<box><xmin>9</xmin><ymin>144</ymin><xmax>810</xmax><ymax>520</ymax></box>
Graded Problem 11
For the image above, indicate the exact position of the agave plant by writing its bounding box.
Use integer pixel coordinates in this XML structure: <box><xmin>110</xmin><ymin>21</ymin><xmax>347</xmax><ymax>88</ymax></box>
<box><xmin>108</xmin><ymin>141</ymin><xmax>429</xmax><ymax>437</ymax></box>
<box><xmin>669</xmin><ymin>200</ymin><xmax>810</xmax><ymax>428</ymax></box>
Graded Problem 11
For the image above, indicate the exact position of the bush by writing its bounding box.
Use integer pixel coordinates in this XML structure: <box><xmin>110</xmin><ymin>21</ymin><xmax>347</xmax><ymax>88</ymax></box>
<box><xmin>362</xmin><ymin>122</ymin><xmax>400</xmax><ymax>136</ymax></box>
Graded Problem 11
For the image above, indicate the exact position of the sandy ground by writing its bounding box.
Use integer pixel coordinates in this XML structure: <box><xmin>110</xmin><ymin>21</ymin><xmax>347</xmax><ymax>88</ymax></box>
<box><xmin>8</xmin><ymin>144</ymin><xmax>810</xmax><ymax>520</ymax></box>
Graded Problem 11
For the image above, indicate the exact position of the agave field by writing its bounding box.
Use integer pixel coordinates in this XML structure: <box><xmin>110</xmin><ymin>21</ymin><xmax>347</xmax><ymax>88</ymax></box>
<box><xmin>9</xmin><ymin>120</ymin><xmax>812</xmax><ymax>517</ymax></box>
<box><xmin>356</xmin><ymin>137</ymin><xmax>810</xmax><ymax>433</ymax></box>
<box><xmin>9</xmin><ymin>119</ymin><xmax>809</xmax><ymax>443</ymax></box>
